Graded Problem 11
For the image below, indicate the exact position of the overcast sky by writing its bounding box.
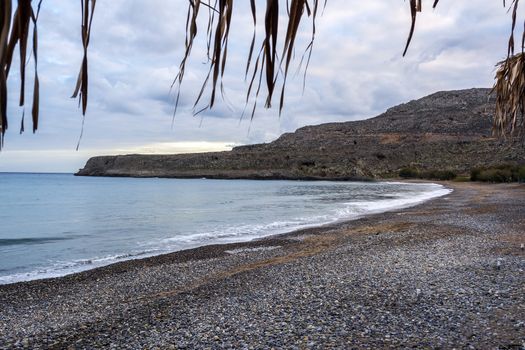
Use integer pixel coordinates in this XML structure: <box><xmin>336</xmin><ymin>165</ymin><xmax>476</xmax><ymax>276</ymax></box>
<box><xmin>0</xmin><ymin>1</ymin><xmax>512</xmax><ymax>172</ymax></box>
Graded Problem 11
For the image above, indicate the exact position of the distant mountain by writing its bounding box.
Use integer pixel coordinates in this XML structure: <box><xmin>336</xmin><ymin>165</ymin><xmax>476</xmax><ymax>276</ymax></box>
<box><xmin>76</xmin><ymin>88</ymin><xmax>524</xmax><ymax>180</ymax></box>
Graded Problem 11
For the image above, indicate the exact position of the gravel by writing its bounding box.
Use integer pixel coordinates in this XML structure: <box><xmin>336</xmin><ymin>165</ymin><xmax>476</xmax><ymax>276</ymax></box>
<box><xmin>0</xmin><ymin>182</ymin><xmax>524</xmax><ymax>349</ymax></box>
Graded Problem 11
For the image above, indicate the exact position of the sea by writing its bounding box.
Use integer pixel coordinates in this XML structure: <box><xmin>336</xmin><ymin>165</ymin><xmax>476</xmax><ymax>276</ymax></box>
<box><xmin>0</xmin><ymin>173</ymin><xmax>451</xmax><ymax>284</ymax></box>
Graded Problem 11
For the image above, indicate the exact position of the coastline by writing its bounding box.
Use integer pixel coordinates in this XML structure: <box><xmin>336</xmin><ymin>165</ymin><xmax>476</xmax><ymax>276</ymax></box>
<box><xmin>0</xmin><ymin>179</ymin><xmax>450</xmax><ymax>285</ymax></box>
<box><xmin>1</xmin><ymin>182</ymin><xmax>524</xmax><ymax>348</ymax></box>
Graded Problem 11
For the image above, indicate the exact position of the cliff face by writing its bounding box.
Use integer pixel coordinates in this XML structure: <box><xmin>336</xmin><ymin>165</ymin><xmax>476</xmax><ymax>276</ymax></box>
<box><xmin>76</xmin><ymin>88</ymin><xmax>525</xmax><ymax>179</ymax></box>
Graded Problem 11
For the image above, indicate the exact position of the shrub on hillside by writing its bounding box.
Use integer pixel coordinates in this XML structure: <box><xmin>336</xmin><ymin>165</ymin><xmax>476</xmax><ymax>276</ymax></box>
<box><xmin>518</xmin><ymin>166</ymin><xmax>525</xmax><ymax>182</ymax></box>
<box><xmin>399</xmin><ymin>167</ymin><xmax>419</xmax><ymax>178</ymax></box>
<box><xmin>399</xmin><ymin>168</ymin><xmax>457</xmax><ymax>180</ymax></box>
<box><xmin>477</xmin><ymin>169</ymin><xmax>513</xmax><ymax>182</ymax></box>
<box><xmin>470</xmin><ymin>164</ymin><xmax>525</xmax><ymax>183</ymax></box>
<box><xmin>420</xmin><ymin>170</ymin><xmax>457</xmax><ymax>181</ymax></box>
<box><xmin>470</xmin><ymin>168</ymin><xmax>482</xmax><ymax>181</ymax></box>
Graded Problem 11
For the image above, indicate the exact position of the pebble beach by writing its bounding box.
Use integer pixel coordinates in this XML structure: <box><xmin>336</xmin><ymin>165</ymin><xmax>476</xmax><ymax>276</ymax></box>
<box><xmin>0</xmin><ymin>182</ymin><xmax>524</xmax><ymax>349</ymax></box>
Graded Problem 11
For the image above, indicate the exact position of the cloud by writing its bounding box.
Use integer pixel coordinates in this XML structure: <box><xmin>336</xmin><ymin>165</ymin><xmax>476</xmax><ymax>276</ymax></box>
<box><xmin>2</xmin><ymin>0</ymin><xmax>512</xmax><ymax>172</ymax></box>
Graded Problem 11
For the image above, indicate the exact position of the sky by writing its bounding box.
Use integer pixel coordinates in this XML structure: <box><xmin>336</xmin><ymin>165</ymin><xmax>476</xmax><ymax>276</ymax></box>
<box><xmin>0</xmin><ymin>0</ymin><xmax>513</xmax><ymax>173</ymax></box>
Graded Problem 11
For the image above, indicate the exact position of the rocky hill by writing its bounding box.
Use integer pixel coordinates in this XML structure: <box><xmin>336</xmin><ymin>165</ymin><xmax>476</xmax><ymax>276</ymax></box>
<box><xmin>76</xmin><ymin>88</ymin><xmax>524</xmax><ymax>179</ymax></box>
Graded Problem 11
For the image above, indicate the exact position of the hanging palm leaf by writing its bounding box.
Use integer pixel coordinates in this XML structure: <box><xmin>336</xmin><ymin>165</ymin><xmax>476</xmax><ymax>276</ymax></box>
<box><xmin>492</xmin><ymin>0</ymin><xmax>525</xmax><ymax>137</ymax></box>
<box><xmin>493</xmin><ymin>53</ymin><xmax>525</xmax><ymax>137</ymax></box>
<box><xmin>0</xmin><ymin>0</ymin><xmax>42</xmax><ymax>150</ymax></box>
<box><xmin>404</xmin><ymin>0</ymin><xmax>525</xmax><ymax>139</ymax></box>
<box><xmin>172</xmin><ymin>0</ymin><xmax>325</xmax><ymax>121</ymax></box>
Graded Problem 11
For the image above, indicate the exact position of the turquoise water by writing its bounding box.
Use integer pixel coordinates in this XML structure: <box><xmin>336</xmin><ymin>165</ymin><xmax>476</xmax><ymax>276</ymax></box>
<box><xmin>0</xmin><ymin>173</ymin><xmax>450</xmax><ymax>284</ymax></box>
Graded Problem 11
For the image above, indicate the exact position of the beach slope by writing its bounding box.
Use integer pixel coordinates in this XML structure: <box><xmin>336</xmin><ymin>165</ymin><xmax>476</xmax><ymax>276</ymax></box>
<box><xmin>1</xmin><ymin>182</ymin><xmax>524</xmax><ymax>348</ymax></box>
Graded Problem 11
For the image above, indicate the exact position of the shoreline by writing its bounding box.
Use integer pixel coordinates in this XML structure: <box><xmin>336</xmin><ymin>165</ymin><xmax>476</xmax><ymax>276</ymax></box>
<box><xmin>1</xmin><ymin>181</ymin><xmax>524</xmax><ymax>348</ymax></box>
<box><xmin>0</xmin><ymin>180</ymin><xmax>451</xmax><ymax>286</ymax></box>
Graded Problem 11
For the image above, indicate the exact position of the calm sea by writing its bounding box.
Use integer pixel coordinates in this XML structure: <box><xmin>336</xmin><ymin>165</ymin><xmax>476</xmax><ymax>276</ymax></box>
<box><xmin>0</xmin><ymin>173</ymin><xmax>451</xmax><ymax>284</ymax></box>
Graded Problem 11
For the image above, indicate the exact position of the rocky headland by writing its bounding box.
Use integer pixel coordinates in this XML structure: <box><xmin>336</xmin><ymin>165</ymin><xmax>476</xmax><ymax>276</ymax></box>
<box><xmin>76</xmin><ymin>88</ymin><xmax>524</xmax><ymax>179</ymax></box>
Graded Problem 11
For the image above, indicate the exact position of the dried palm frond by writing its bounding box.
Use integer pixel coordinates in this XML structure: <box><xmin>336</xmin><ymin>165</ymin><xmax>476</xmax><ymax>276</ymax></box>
<box><xmin>493</xmin><ymin>54</ymin><xmax>525</xmax><ymax>138</ymax></box>
<box><xmin>0</xmin><ymin>1</ymin><xmax>11</xmax><ymax>148</ymax></box>
<box><xmin>404</xmin><ymin>0</ymin><xmax>525</xmax><ymax>138</ymax></box>
<box><xmin>71</xmin><ymin>0</ymin><xmax>96</xmax><ymax>116</ymax></box>
<box><xmin>492</xmin><ymin>0</ymin><xmax>525</xmax><ymax>138</ymax></box>
<box><xmin>403</xmin><ymin>0</ymin><xmax>439</xmax><ymax>56</ymax></box>
<box><xmin>71</xmin><ymin>0</ymin><xmax>96</xmax><ymax>150</ymax></box>
<box><xmin>0</xmin><ymin>0</ymin><xmax>41</xmax><ymax>150</ymax></box>
<box><xmin>172</xmin><ymin>0</ymin><xmax>325</xmax><ymax>121</ymax></box>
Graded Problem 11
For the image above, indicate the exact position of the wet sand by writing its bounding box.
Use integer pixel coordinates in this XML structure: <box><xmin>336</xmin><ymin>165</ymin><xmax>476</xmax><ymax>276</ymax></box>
<box><xmin>0</xmin><ymin>182</ymin><xmax>524</xmax><ymax>349</ymax></box>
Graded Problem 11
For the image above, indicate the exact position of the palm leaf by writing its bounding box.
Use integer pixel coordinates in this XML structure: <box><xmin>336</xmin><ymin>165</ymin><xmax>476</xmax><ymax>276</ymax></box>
<box><xmin>0</xmin><ymin>0</ymin><xmax>42</xmax><ymax>149</ymax></box>
<box><xmin>491</xmin><ymin>0</ymin><xmax>525</xmax><ymax>137</ymax></box>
